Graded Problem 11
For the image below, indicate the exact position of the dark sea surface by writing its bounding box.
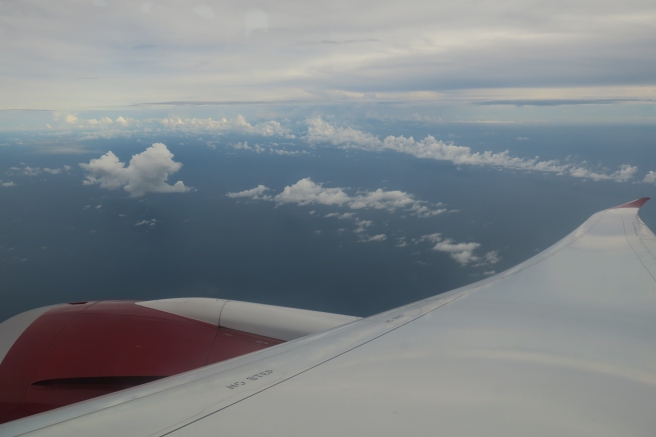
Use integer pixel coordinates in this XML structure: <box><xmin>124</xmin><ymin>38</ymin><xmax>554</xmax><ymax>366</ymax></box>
<box><xmin>1</xmin><ymin>122</ymin><xmax>654</xmax><ymax>322</ymax></box>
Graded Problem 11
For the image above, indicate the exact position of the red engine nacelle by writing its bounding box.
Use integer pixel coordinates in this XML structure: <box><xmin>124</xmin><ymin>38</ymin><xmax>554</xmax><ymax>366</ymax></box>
<box><xmin>0</xmin><ymin>301</ymin><xmax>282</xmax><ymax>424</ymax></box>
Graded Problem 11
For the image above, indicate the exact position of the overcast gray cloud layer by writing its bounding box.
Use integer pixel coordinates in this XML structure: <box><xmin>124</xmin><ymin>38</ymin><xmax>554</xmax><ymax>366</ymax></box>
<box><xmin>1</xmin><ymin>0</ymin><xmax>655</xmax><ymax>109</ymax></box>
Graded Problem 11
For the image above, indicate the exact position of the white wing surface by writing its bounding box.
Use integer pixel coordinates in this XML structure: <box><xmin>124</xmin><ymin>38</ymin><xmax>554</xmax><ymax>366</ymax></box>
<box><xmin>3</xmin><ymin>198</ymin><xmax>656</xmax><ymax>436</ymax></box>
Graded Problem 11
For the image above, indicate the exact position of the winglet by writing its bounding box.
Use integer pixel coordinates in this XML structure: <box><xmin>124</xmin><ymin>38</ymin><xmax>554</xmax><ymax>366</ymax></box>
<box><xmin>611</xmin><ymin>197</ymin><xmax>650</xmax><ymax>209</ymax></box>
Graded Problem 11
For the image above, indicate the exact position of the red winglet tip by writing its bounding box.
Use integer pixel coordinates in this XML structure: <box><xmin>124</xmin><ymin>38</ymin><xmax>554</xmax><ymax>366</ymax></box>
<box><xmin>612</xmin><ymin>197</ymin><xmax>650</xmax><ymax>209</ymax></box>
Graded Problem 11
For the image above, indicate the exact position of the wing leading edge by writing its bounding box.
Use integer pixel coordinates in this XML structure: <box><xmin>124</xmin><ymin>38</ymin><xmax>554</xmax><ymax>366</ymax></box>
<box><xmin>3</xmin><ymin>198</ymin><xmax>656</xmax><ymax>436</ymax></box>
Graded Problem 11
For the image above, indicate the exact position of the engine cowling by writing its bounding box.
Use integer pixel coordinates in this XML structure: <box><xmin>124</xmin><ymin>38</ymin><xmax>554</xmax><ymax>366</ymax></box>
<box><xmin>0</xmin><ymin>299</ymin><xmax>358</xmax><ymax>424</ymax></box>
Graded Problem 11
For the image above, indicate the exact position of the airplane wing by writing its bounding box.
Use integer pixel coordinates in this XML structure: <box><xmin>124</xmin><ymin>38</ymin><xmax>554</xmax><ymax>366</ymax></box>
<box><xmin>1</xmin><ymin>198</ymin><xmax>656</xmax><ymax>436</ymax></box>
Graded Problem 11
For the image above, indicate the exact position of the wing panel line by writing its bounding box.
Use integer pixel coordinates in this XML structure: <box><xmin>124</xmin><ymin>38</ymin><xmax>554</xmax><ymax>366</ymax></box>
<box><xmin>623</xmin><ymin>216</ymin><xmax>656</xmax><ymax>284</ymax></box>
<box><xmin>157</xmin><ymin>283</ymin><xmax>489</xmax><ymax>436</ymax></box>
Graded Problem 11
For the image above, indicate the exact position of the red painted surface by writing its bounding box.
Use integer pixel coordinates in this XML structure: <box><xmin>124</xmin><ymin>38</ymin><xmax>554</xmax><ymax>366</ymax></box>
<box><xmin>0</xmin><ymin>302</ymin><xmax>94</xmax><ymax>424</ymax></box>
<box><xmin>0</xmin><ymin>301</ymin><xmax>284</xmax><ymax>424</ymax></box>
<box><xmin>612</xmin><ymin>197</ymin><xmax>650</xmax><ymax>209</ymax></box>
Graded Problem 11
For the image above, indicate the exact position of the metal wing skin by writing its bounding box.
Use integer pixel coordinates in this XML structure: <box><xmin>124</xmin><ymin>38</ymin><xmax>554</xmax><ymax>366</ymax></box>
<box><xmin>3</xmin><ymin>198</ymin><xmax>656</xmax><ymax>436</ymax></box>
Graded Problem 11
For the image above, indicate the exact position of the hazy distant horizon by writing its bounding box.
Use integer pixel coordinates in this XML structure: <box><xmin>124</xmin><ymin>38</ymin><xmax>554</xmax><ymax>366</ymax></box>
<box><xmin>1</xmin><ymin>111</ymin><xmax>654</xmax><ymax>323</ymax></box>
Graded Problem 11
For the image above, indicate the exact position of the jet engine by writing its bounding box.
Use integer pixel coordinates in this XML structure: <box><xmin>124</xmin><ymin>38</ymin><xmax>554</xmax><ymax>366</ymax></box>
<box><xmin>0</xmin><ymin>298</ymin><xmax>358</xmax><ymax>424</ymax></box>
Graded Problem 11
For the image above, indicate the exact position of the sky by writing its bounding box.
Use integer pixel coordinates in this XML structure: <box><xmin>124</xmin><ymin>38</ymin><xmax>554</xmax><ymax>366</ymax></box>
<box><xmin>1</xmin><ymin>0</ymin><xmax>656</xmax><ymax>118</ymax></box>
<box><xmin>0</xmin><ymin>1</ymin><xmax>655</xmax><ymax>322</ymax></box>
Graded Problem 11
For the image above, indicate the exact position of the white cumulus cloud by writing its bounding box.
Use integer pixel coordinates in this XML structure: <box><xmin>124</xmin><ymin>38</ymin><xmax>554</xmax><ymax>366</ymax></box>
<box><xmin>306</xmin><ymin>118</ymin><xmax>639</xmax><ymax>183</ymax></box>
<box><xmin>274</xmin><ymin>178</ymin><xmax>352</xmax><ymax>206</ymax></box>
<box><xmin>226</xmin><ymin>185</ymin><xmax>271</xmax><ymax>199</ymax></box>
<box><xmin>306</xmin><ymin>117</ymin><xmax>380</xmax><ymax>148</ymax></box>
<box><xmin>418</xmin><ymin>233</ymin><xmax>500</xmax><ymax>266</ymax></box>
<box><xmin>642</xmin><ymin>171</ymin><xmax>656</xmax><ymax>184</ymax></box>
<box><xmin>269</xmin><ymin>178</ymin><xmax>445</xmax><ymax>216</ymax></box>
<box><xmin>433</xmin><ymin>239</ymin><xmax>482</xmax><ymax>265</ymax></box>
<box><xmin>568</xmin><ymin>164</ymin><xmax>637</xmax><ymax>182</ymax></box>
<box><xmin>80</xmin><ymin>143</ymin><xmax>192</xmax><ymax>198</ymax></box>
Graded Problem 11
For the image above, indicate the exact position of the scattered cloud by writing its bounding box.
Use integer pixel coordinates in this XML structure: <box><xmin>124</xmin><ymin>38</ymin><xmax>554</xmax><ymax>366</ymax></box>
<box><xmin>160</xmin><ymin>115</ymin><xmax>294</xmax><ymax>138</ymax></box>
<box><xmin>271</xmin><ymin>149</ymin><xmax>309</xmax><ymax>156</ymax></box>
<box><xmin>433</xmin><ymin>239</ymin><xmax>482</xmax><ymax>265</ymax></box>
<box><xmin>30</xmin><ymin>114</ymin><xmax>644</xmax><ymax>186</ymax></box>
<box><xmin>274</xmin><ymin>178</ymin><xmax>351</xmax><ymax>207</ymax></box>
<box><xmin>228</xmin><ymin>144</ymin><xmax>309</xmax><ymax>156</ymax></box>
<box><xmin>269</xmin><ymin>178</ymin><xmax>445</xmax><ymax>217</ymax></box>
<box><xmin>8</xmin><ymin>164</ymin><xmax>71</xmax><ymax>176</ymax></box>
<box><xmin>353</xmin><ymin>219</ymin><xmax>373</xmax><ymax>234</ymax></box>
<box><xmin>348</xmin><ymin>189</ymin><xmax>421</xmax><ymax>212</ymax></box>
<box><xmin>227</xmin><ymin>178</ymin><xmax>447</xmax><ymax>248</ymax></box>
<box><xmin>44</xmin><ymin>114</ymin><xmax>295</xmax><ymax>141</ymax></box>
<box><xmin>417</xmin><ymin>233</ymin><xmax>500</xmax><ymax>266</ymax></box>
<box><xmin>43</xmin><ymin>167</ymin><xmax>62</xmax><ymax>174</ymax></box>
<box><xmin>306</xmin><ymin>117</ymin><xmax>380</xmax><ymax>148</ymax></box>
<box><xmin>22</xmin><ymin>166</ymin><xmax>41</xmax><ymax>176</ymax></box>
<box><xmin>360</xmin><ymin>234</ymin><xmax>387</xmax><ymax>243</ymax></box>
<box><xmin>135</xmin><ymin>219</ymin><xmax>158</xmax><ymax>227</ymax></box>
<box><xmin>482</xmin><ymin>251</ymin><xmax>501</xmax><ymax>265</ymax></box>
<box><xmin>226</xmin><ymin>185</ymin><xmax>270</xmax><ymax>199</ymax></box>
<box><xmin>80</xmin><ymin>143</ymin><xmax>192</xmax><ymax>197</ymax></box>
<box><xmin>87</xmin><ymin>117</ymin><xmax>113</xmax><ymax>126</ymax></box>
<box><xmin>228</xmin><ymin>180</ymin><xmax>442</xmax><ymax>245</ymax></box>
<box><xmin>1</xmin><ymin>181</ymin><xmax>16</xmax><ymax>187</ymax></box>
<box><xmin>568</xmin><ymin>164</ymin><xmax>638</xmax><ymax>182</ymax></box>
<box><xmin>642</xmin><ymin>171</ymin><xmax>656</xmax><ymax>184</ymax></box>
<box><xmin>229</xmin><ymin>142</ymin><xmax>266</xmax><ymax>153</ymax></box>
<box><xmin>306</xmin><ymin>118</ymin><xmax>639</xmax><ymax>183</ymax></box>
<box><xmin>417</xmin><ymin>233</ymin><xmax>442</xmax><ymax>244</ymax></box>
